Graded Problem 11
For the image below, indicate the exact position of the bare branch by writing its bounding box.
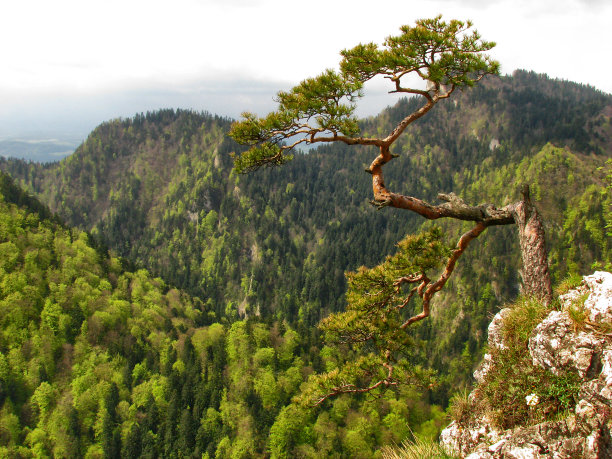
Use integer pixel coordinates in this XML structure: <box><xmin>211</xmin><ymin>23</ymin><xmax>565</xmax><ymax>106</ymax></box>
<box><xmin>437</xmin><ymin>84</ymin><xmax>456</xmax><ymax>99</ymax></box>
<box><xmin>382</xmin><ymin>99</ymin><xmax>437</xmax><ymax>146</ymax></box>
<box><xmin>368</xmin><ymin>159</ymin><xmax>515</xmax><ymax>225</ymax></box>
<box><xmin>312</xmin><ymin>352</ymin><xmax>397</xmax><ymax>407</ymax></box>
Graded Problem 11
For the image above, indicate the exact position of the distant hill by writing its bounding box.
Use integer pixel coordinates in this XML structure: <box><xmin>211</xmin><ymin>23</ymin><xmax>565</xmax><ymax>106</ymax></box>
<box><xmin>2</xmin><ymin>70</ymin><xmax>611</xmax><ymax>400</ymax></box>
<box><xmin>0</xmin><ymin>137</ymin><xmax>79</xmax><ymax>163</ymax></box>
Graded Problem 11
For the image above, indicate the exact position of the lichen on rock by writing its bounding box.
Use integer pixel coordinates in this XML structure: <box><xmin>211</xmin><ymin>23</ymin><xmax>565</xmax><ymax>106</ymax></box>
<box><xmin>559</xmin><ymin>272</ymin><xmax>612</xmax><ymax>325</ymax></box>
<box><xmin>529</xmin><ymin>310</ymin><xmax>604</xmax><ymax>378</ymax></box>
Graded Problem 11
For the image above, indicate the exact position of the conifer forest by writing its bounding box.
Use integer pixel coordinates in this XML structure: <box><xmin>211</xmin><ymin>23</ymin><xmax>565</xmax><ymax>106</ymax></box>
<box><xmin>0</xmin><ymin>58</ymin><xmax>611</xmax><ymax>457</ymax></box>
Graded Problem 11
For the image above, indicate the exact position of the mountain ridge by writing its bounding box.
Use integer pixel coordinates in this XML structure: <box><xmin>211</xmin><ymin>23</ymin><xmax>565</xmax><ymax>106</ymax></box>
<box><xmin>0</xmin><ymin>69</ymin><xmax>611</xmax><ymax>457</ymax></box>
<box><xmin>2</xmin><ymin>69</ymin><xmax>610</xmax><ymax>398</ymax></box>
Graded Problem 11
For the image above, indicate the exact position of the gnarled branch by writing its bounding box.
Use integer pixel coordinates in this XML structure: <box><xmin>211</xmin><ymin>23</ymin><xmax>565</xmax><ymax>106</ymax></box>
<box><xmin>401</xmin><ymin>222</ymin><xmax>488</xmax><ymax>328</ymax></box>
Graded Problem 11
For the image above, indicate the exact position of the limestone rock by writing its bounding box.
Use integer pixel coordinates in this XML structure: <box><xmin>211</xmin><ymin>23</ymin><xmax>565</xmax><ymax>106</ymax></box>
<box><xmin>474</xmin><ymin>353</ymin><xmax>493</xmax><ymax>384</ymax></box>
<box><xmin>440</xmin><ymin>272</ymin><xmax>612</xmax><ymax>458</ymax></box>
<box><xmin>488</xmin><ymin>308</ymin><xmax>512</xmax><ymax>351</ymax></box>
<box><xmin>559</xmin><ymin>271</ymin><xmax>612</xmax><ymax>324</ymax></box>
<box><xmin>600</xmin><ymin>349</ymin><xmax>612</xmax><ymax>387</ymax></box>
<box><xmin>440</xmin><ymin>418</ymin><xmax>505</xmax><ymax>458</ymax></box>
<box><xmin>529</xmin><ymin>310</ymin><xmax>604</xmax><ymax>378</ymax></box>
<box><xmin>472</xmin><ymin>309</ymin><xmax>512</xmax><ymax>384</ymax></box>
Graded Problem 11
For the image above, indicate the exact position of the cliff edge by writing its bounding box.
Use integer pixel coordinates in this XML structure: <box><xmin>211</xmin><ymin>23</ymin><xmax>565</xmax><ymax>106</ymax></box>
<box><xmin>441</xmin><ymin>271</ymin><xmax>612</xmax><ymax>458</ymax></box>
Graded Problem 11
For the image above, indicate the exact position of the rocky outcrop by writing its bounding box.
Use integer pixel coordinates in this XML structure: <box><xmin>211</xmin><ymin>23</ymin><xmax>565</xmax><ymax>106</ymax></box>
<box><xmin>529</xmin><ymin>310</ymin><xmax>605</xmax><ymax>379</ymax></box>
<box><xmin>441</xmin><ymin>271</ymin><xmax>612</xmax><ymax>458</ymax></box>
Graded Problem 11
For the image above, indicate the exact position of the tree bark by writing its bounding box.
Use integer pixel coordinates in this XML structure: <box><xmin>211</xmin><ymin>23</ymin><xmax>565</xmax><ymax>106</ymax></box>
<box><xmin>368</xmin><ymin>150</ymin><xmax>554</xmax><ymax>307</ymax></box>
<box><xmin>510</xmin><ymin>185</ymin><xmax>554</xmax><ymax>306</ymax></box>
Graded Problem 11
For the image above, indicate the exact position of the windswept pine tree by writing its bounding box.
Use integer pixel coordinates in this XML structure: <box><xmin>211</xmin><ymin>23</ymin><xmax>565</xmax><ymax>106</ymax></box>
<box><xmin>229</xmin><ymin>16</ymin><xmax>606</xmax><ymax>403</ymax></box>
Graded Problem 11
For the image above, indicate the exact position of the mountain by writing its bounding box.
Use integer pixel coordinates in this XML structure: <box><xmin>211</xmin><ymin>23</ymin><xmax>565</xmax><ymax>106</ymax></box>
<box><xmin>2</xmin><ymin>70</ymin><xmax>611</xmax><ymax>405</ymax></box>
<box><xmin>0</xmin><ymin>137</ymin><xmax>79</xmax><ymax>163</ymax></box>
<box><xmin>0</xmin><ymin>171</ymin><xmax>447</xmax><ymax>457</ymax></box>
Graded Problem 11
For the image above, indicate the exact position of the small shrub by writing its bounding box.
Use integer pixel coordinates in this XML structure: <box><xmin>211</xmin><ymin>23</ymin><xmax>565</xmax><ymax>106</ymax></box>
<box><xmin>541</xmin><ymin>372</ymin><xmax>582</xmax><ymax>412</ymax></box>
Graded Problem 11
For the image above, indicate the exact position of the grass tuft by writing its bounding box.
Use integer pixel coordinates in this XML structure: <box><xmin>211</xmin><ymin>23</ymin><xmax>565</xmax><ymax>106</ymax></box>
<box><xmin>380</xmin><ymin>436</ymin><xmax>459</xmax><ymax>459</ymax></box>
<box><xmin>448</xmin><ymin>388</ymin><xmax>482</xmax><ymax>426</ymax></box>
<box><xmin>554</xmin><ymin>272</ymin><xmax>584</xmax><ymax>298</ymax></box>
<box><xmin>566</xmin><ymin>292</ymin><xmax>590</xmax><ymax>330</ymax></box>
<box><xmin>475</xmin><ymin>296</ymin><xmax>581</xmax><ymax>429</ymax></box>
<box><xmin>501</xmin><ymin>296</ymin><xmax>551</xmax><ymax>347</ymax></box>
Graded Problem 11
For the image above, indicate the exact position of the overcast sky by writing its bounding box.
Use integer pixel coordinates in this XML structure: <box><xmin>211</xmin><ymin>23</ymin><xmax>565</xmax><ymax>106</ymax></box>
<box><xmin>1</xmin><ymin>0</ymin><xmax>611</xmax><ymax>139</ymax></box>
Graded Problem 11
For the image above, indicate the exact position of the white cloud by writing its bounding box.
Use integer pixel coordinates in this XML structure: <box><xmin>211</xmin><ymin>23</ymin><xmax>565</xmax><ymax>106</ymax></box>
<box><xmin>1</xmin><ymin>0</ymin><xmax>610</xmax><ymax>138</ymax></box>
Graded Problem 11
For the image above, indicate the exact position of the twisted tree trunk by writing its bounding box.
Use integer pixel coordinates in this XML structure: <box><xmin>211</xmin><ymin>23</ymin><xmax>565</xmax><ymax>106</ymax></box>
<box><xmin>368</xmin><ymin>144</ymin><xmax>554</xmax><ymax>321</ymax></box>
<box><xmin>510</xmin><ymin>185</ymin><xmax>553</xmax><ymax>306</ymax></box>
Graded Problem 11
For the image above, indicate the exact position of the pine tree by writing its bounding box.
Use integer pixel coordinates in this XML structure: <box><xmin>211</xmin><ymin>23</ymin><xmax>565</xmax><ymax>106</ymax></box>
<box><xmin>230</xmin><ymin>16</ymin><xmax>553</xmax><ymax>402</ymax></box>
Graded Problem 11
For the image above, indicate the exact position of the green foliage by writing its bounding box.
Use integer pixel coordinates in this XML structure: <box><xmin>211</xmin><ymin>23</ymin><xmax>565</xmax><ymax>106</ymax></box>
<box><xmin>554</xmin><ymin>272</ymin><xmax>584</xmax><ymax>297</ymax></box>
<box><xmin>229</xmin><ymin>16</ymin><xmax>498</xmax><ymax>173</ymax></box>
<box><xmin>565</xmin><ymin>292</ymin><xmax>590</xmax><ymax>329</ymax></box>
<box><xmin>0</xmin><ymin>180</ymin><xmax>211</xmax><ymax>456</ymax></box>
<box><xmin>326</xmin><ymin>227</ymin><xmax>449</xmax><ymax>346</ymax></box>
<box><xmin>268</xmin><ymin>404</ymin><xmax>313</xmax><ymax>458</ymax></box>
<box><xmin>0</xmin><ymin>171</ymin><xmax>58</xmax><ymax>223</ymax></box>
<box><xmin>341</xmin><ymin>16</ymin><xmax>498</xmax><ymax>87</ymax></box>
<box><xmin>230</xmin><ymin>68</ymin><xmax>362</xmax><ymax>173</ymax></box>
<box><xmin>0</xmin><ymin>70</ymin><xmax>610</xmax><ymax>456</ymax></box>
<box><xmin>299</xmin><ymin>228</ymin><xmax>448</xmax><ymax>405</ymax></box>
<box><xmin>604</xmin><ymin>159</ymin><xmax>612</xmax><ymax>238</ymax></box>
<box><xmin>232</xmin><ymin>141</ymin><xmax>292</xmax><ymax>174</ymax></box>
<box><xmin>0</xmin><ymin>180</ymin><xmax>444</xmax><ymax>457</ymax></box>
<box><xmin>2</xmin><ymin>80</ymin><xmax>608</xmax><ymax>344</ymax></box>
<box><xmin>500</xmin><ymin>297</ymin><xmax>551</xmax><ymax>345</ymax></box>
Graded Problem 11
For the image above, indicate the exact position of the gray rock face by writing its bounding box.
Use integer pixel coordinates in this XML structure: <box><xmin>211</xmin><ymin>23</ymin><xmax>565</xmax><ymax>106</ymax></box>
<box><xmin>559</xmin><ymin>272</ymin><xmax>612</xmax><ymax>324</ymax></box>
<box><xmin>488</xmin><ymin>308</ymin><xmax>512</xmax><ymax>351</ymax></box>
<box><xmin>529</xmin><ymin>310</ymin><xmax>604</xmax><ymax>378</ymax></box>
<box><xmin>440</xmin><ymin>272</ymin><xmax>612</xmax><ymax>458</ymax></box>
<box><xmin>440</xmin><ymin>416</ymin><xmax>505</xmax><ymax>458</ymax></box>
<box><xmin>473</xmin><ymin>308</ymin><xmax>512</xmax><ymax>384</ymax></box>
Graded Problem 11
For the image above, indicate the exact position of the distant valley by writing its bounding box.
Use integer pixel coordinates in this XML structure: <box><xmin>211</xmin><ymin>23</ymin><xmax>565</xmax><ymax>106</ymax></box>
<box><xmin>0</xmin><ymin>136</ymin><xmax>80</xmax><ymax>163</ymax></box>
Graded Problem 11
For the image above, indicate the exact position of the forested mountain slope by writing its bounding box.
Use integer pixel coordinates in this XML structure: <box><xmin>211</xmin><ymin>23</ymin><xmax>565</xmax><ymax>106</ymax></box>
<box><xmin>2</xmin><ymin>70</ymin><xmax>611</xmax><ymax>403</ymax></box>
<box><xmin>0</xmin><ymin>171</ymin><xmax>209</xmax><ymax>456</ymax></box>
<box><xmin>0</xmin><ymin>172</ymin><xmax>447</xmax><ymax>457</ymax></box>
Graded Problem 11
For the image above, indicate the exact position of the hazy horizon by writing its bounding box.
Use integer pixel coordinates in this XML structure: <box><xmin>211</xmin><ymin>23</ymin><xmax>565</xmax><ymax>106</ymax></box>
<box><xmin>2</xmin><ymin>0</ymin><xmax>611</xmax><ymax>160</ymax></box>
<box><xmin>2</xmin><ymin>68</ymin><xmax>610</xmax><ymax>163</ymax></box>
